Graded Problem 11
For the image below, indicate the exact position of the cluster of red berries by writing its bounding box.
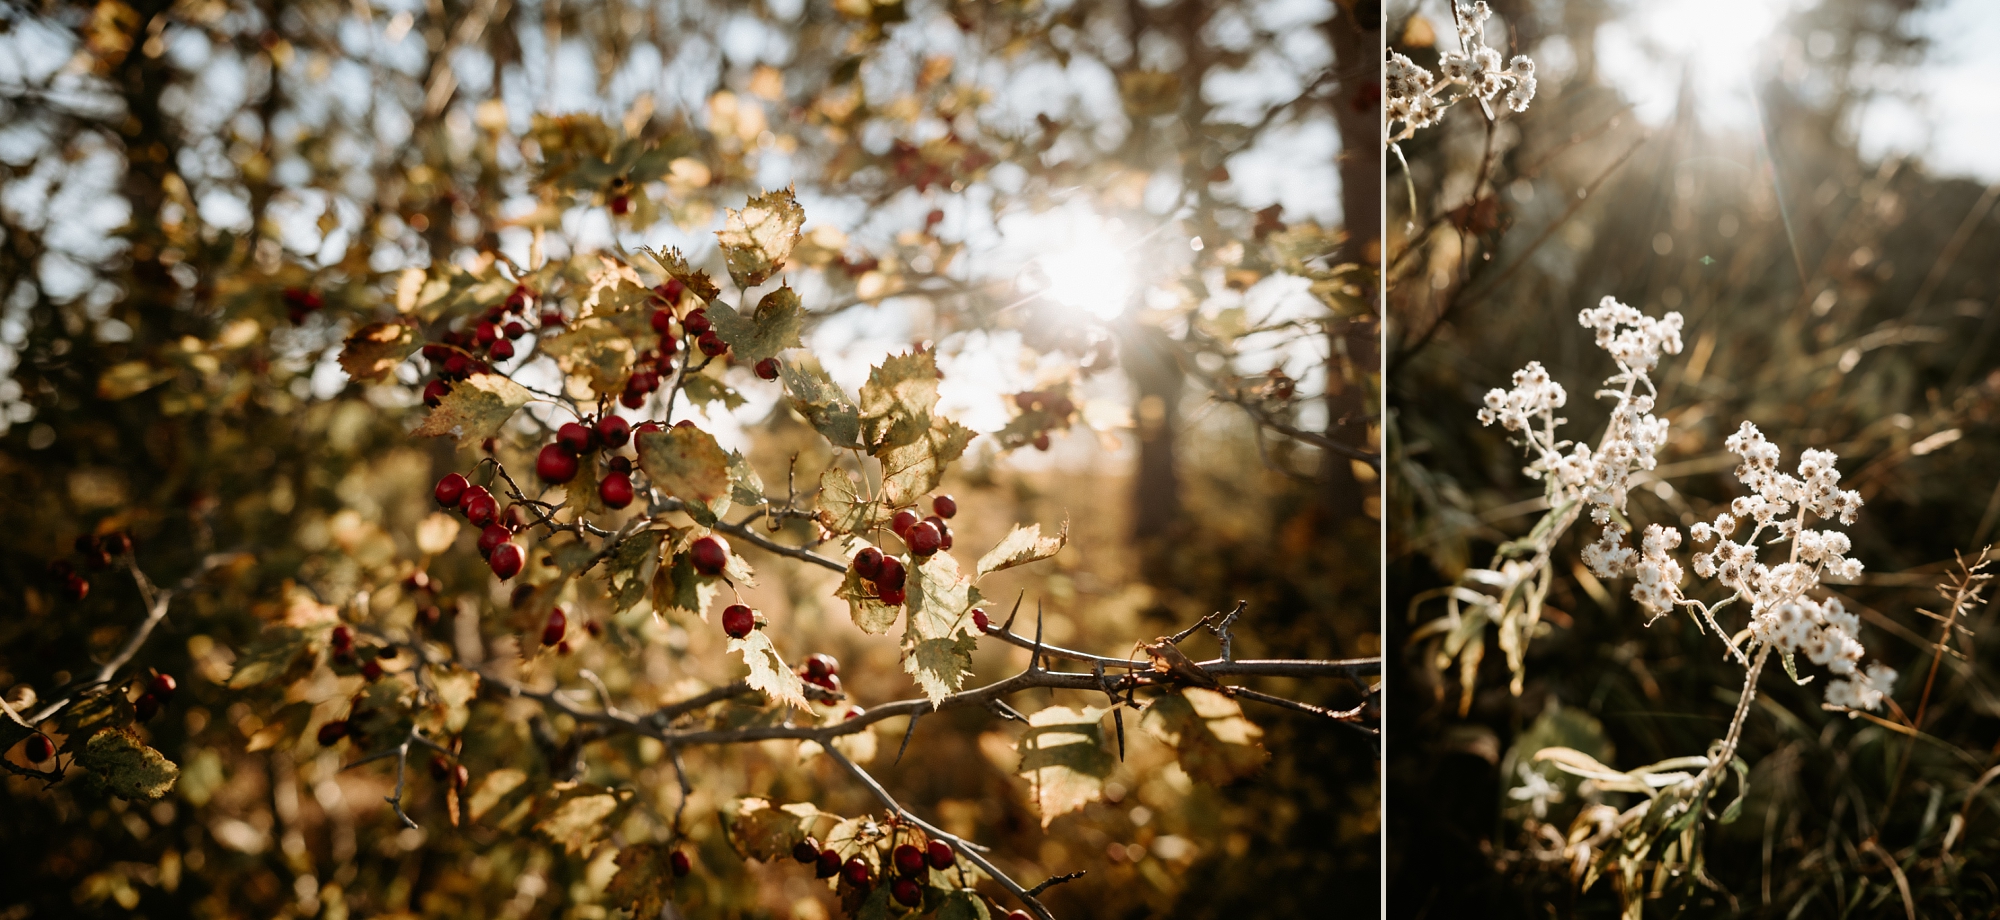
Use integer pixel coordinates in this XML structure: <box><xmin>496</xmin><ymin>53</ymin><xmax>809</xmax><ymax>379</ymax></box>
<box><xmin>791</xmin><ymin>835</ymin><xmax>956</xmax><ymax>907</ymax></box>
<box><xmin>536</xmin><ymin>415</ymin><xmax>639</xmax><ymax>508</ymax></box>
<box><xmin>797</xmin><ymin>653</ymin><xmax>840</xmax><ymax>694</ymax></box>
<box><xmin>433</xmin><ymin>473</ymin><xmax>529</xmax><ymax>579</ymax></box>
<box><xmin>1010</xmin><ymin>391</ymin><xmax>1076</xmax><ymax>451</ymax></box>
<box><xmin>131</xmin><ymin>670</ymin><xmax>176</xmax><ymax>723</ymax></box>
<box><xmin>419</xmin><ymin>284</ymin><xmax>550</xmax><ymax>407</ymax></box>
<box><xmin>607</xmin><ymin>176</ymin><xmax>634</xmax><ymax>216</ymax></box>
<box><xmin>282</xmin><ymin>287</ymin><xmax>325</xmax><ymax>324</ymax></box>
<box><xmin>47</xmin><ymin>531</ymin><xmax>133</xmax><ymax>602</ymax></box>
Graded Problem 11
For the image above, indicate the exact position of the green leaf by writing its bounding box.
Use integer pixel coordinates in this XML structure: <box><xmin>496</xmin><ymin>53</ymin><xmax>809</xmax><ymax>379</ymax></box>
<box><xmin>605</xmin><ymin>843</ymin><xmax>676</xmax><ymax>920</ymax></box>
<box><xmin>681</xmin><ymin>372</ymin><xmax>746</xmax><ymax>410</ymax></box>
<box><xmin>854</xmin><ymin>883</ymin><xmax>896</xmax><ymax>920</ymax></box>
<box><xmin>716</xmin><ymin>186</ymin><xmax>805</xmax><ymax>289</ymax></box>
<box><xmin>726</xmin><ymin>797</ymin><xmax>824</xmax><ymax>861</ymax></box>
<box><xmin>606</xmin><ymin>530</ymin><xmax>665</xmax><ymax>611</ymax></box>
<box><xmin>413</xmin><ymin>373</ymin><xmax>535</xmax><ymax>442</ymax></box>
<box><xmin>637</xmin><ymin>245</ymin><xmax>721</xmax><ymax>304</ymax></box>
<box><xmin>226</xmin><ymin>626</ymin><xmax>314</xmax><ymax>689</ymax></box>
<box><xmin>638</xmin><ymin>424</ymin><xmax>732</xmax><ymax>507</ymax></box>
<box><xmin>817</xmin><ymin>466</ymin><xmax>885</xmax><ymax>536</ymax></box>
<box><xmin>859</xmin><ymin>350</ymin><xmax>942</xmax><ymax>423</ymax></box>
<box><xmin>1016</xmin><ymin>705</ymin><xmax>1114</xmax><ymax>827</ymax></box>
<box><xmin>728</xmin><ymin>451</ymin><xmax>766</xmax><ymax>508</ymax></box>
<box><xmin>838</xmin><ymin>559</ymin><xmax>902</xmax><ymax>634</ymax></box>
<box><xmin>76</xmin><ymin>728</ymin><xmax>178</xmax><ymax>801</ymax></box>
<box><xmin>539</xmin><ymin>318</ymin><xmax>636</xmax><ymax>398</ymax></box>
<box><xmin>901</xmin><ymin>552</ymin><xmax>979</xmax><ymax>706</ymax></box>
<box><xmin>533</xmin><ymin>784</ymin><xmax>624</xmax><ymax>855</ymax></box>
<box><xmin>878</xmin><ymin>414</ymin><xmax>974</xmax><ymax>508</ymax></box>
<box><xmin>1141</xmin><ymin>688</ymin><xmax>1269</xmax><ymax>785</ymax></box>
<box><xmin>651</xmin><ymin>549</ymin><xmax>719</xmax><ymax>623</ymax></box>
<box><xmin>707</xmin><ymin>285</ymin><xmax>805</xmax><ymax>363</ymax></box>
<box><xmin>975</xmin><ymin>522</ymin><xmax>1068</xmax><ymax>579</ymax></box>
<box><xmin>338</xmin><ymin>321</ymin><xmax>420</xmax><ymax>381</ymax></box>
<box><xmin>781</xmin><ymin>359</ymin><xmax>863</xmax><ymax>449</ymax></box>
<box><xmin>728</xmin><ymin>630</ymin><xmax>809</xmax><ymax>709</ymax></box>
<box><xmin>937</xmin><ymin>889</ymin><xmax>993</xmax><ymax>920</ymax></box>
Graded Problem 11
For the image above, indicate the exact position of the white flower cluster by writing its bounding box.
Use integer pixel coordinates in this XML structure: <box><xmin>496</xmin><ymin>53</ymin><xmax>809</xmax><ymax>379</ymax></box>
<box><xmin>1387</xmin><ymin>2</ymin><xmax>1538</xmax><ymax>139</ymax></box>
<box><xmin>1479</xmin><ymin>299</ymin><xmax>1896</xmax><ymax>712</ymax></box>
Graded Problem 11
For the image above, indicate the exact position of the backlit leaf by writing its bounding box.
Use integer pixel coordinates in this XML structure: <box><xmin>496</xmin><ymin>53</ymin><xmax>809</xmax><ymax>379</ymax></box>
<box><xmin>605</xmin><ymin>843</ymin><xmax>676</xmax><ymax>920</ymax></box>
<box><xmin>638</xmin><ymin>245</ymin><xmax>720</xmax><ymax>303</ymax></box>
<box><xmin>413</xmin><ymin>373</ymin><xmax>534</xmax><ymax>442</ymax></box>
<box><xmin>879</xmin><ymin>414</ymin><xmax>975</xmax><ymax>507</ymax></box>
<box><xmin>338</xmin><ymin>321</ymin><xmax>419</xmax><ymax>381</ymax></box>
<box><xmin>716</xmin><ymin>186</ymin><xmax>804</xmax><ymax>288</ymax></box>
<box><xmin>539</xmin><ymin>318</ymin><xmax>636</xmax><ymax>398</ymax></box>
<box><xmin>76</xmin><ymin>728</ymin><xmax>179</xmax><ymax>801</ymax></box>
<box><xmin>728</xmin><ymin>630</ymin><xmax>809</xmax><ymax>709</ymax></box>
<box><xmin>707</xmin><ymin>285</ymin><xmax>805</xmax><ymax>363</ymax></box>
<box><xmin>1141</xmin><ymin>688</ymin><xmax>1268</xmax><ymax>785</ymax></box>
<box><xmin>975</xmin><ymin>521</ymin><xmax>1068</xmax><ymax>579</ymax></box>
<box><xmin>838</xmin><ymin>560</ymin><xmax>902</xmax><ymax>634</ymax></box>
<box><xmin>1016</xmin><ymin>705</ymin><xmax>1113</xmax><ymax>827</ymax></box>
<box><xmin>782</xmin><ymin>359</ymin><xmax>863</xmax><ymax>449</ymax></box>
<box><xmin>726</xmin><ymin>797</ymin><xmax>824</xmax><ymax>860</ymax></box>
<box><xmin>817</xmin><ymin>466</ymin><xmax>885</xmax><ymax>536</ymax></box>
<box><xmin>534</xmin><ymin>785</ymin><xmax>624</xmax><ymax>854</ymax></box>
<box><xmin>638</xmin><ymin>424</ymin><xmax>731</xmax><ymax>507</ymax></box>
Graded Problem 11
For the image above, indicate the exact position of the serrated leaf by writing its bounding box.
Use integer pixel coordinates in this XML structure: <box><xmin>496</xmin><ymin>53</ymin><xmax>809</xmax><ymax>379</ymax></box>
<box><xmin>1017</xmin><ymin>705</ymin><xmax>1113</xmax><ymax>827</ymax></box>
<box><xmin>817</xmin><ymin>466</ymin><xmax>885</xmax><ymax>536</ymax></box>
<box><xmin>338</xmin><ymin>321</ymin><xmax>419</xmax><ymax>381</ymax></box>
<box><xmin>975</xmin><ymin>522</ymin><xmax>1068</xmax><ymax>578</ymax></box>
<box><xmin>716</xmin><ymin>187</ymin><xmax>804</xmax><ymax>288</ymax></box>
<box><xmin>838</xmin><ymin>563</ymin><xmax>902</xmax><ymax>634</ymax></box>
<box><xmin>651</xmin><ymin>550</ymin><xmax>719</xmax><ymax>623</ymax></box>
<box><xmin>606</xmin><ymin>530</ymin><xmax>665</xmax><ymax>611</ymax></box>
<box><xmin>879</xmin><ymin>415</ymin><xmax>974</xmax><ymax>507</ymax></box>
<box><xmin>76</xmin><ymin>728</ymin><xmax>178</xmax><ymax>800</ymax></box>
<box><xmin>413</xmin><ymin>373</ymin><xmax>534</xmax><ymax>442</ymax></box>
<box><xmin>708</xmin><ymin>285</ymin><xmax>805</xmax><ymax>363</ymax></box>
<box><xmin>727</xmin><ymin>797</ymin><xmax>824</xmax><ymax>861</ymax></box>
<box><xmin>1141</xmin><ymin>688</ymin><xmax>1269</xmax><ymax>785</ymax></box>
<box><xmin>937</xmin><ymin>890</ymin><xmax>993</xmax><ymax>920</ymax></box>
<box><xmin>638</xmin><ymin>424</ymin><xmax>731</xmax><ymax>507</ymax></box>
<box><xmin>534</xmin><ymin>785</ymin><xmax>623</xmax><ymax>854</ymax></box>
<box><xmin>904</xmin><ymin>632</ymin><xmax>977</xmax><ymax>709</ymax></box>
<box><xmin>728</xmin><ymin>451</ymin><xmax>765</xmax><ymax>508</ymax></box>
<box><xmin>226</xmin><ymin>626</ymin><xmax>314</xmax><ymax>688</ymax></box>
<box><xmin>539</xmin><ymin>318</ymin><xmax>636</xmax><ymax>398</ymax></box>
<box><xmin>605</xmin><ymin>843</ymin><xmax>676</xmax><ymax>920</ymax></box>
<box><xmin>728</xmin><ymin>630</ymin><xmax>809</xmax><ymax>709</ymax></box>
<box><xmin>638</xmin><ymin>245</ymin><xmax>720</xmax><ymax>303</ymax></box>
<box><xmin>681</xmin><ymin>373</ymin><xmax>746</xmax><ymax>410</ymax></box>
<box><xmin>782</xmin><ymin>360</ymin><xmax>863</xmax><ymax>449</ymax></box>
<box><xmin>909</xmin><ymin>551</ymin><xmax>978</xmax><ymax>640</ymax></box>
<box><xmin>859</xmin><ymin>350</ymin><xmax>942</xmax><ymax>422</ymax></box>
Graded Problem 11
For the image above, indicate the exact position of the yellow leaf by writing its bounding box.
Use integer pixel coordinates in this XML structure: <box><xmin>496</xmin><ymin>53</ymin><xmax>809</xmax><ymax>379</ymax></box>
<box><xmin>413</xmin><ymin>373</ymin><xmax>534</xmax><ymax>442</ymax></box>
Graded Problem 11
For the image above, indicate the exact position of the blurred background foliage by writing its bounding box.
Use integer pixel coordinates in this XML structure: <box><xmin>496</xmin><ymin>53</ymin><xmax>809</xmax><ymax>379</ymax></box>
<box><xmin>1387</xmin><ymin>0</ymin><xmax>2000</xmax><ymax>915</ymax></box>
<box><xmin>0</xmin><ymin>0</ymin><xmax>1379</xmax><ymax>918</ymax></box>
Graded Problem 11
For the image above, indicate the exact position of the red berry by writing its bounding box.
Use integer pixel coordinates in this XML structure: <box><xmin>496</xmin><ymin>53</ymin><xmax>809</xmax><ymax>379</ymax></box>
<box><xmin>932</xmin><ymin>495</ymin><xmax>957</xmax><ymax>519</ymax></box>
<box><xmin>1033</xmin><ymin>432</ymin><xmax>1051</xmax><ymax>451</ymax></box>
<box><xmin>361</xmin><ymin>659</ymin><xmax>384</xmax><ymax>680</ymax></box>
<box><xmin>690</xmin><ymin>536</ymin><xmax>729</xmax><ymax>576</ymax></box>
<box><xmin>683</xmin><ymin>309</ymin><xmax>711</xmax><ymax>337</ymax></box>
<box><xmin>805</xmin><ymin>653</ymin><xmax>838</xmax><ymax>679</ymax></box>
<box><xmin>488</xmin><ymin>542</ymin><xmax>525</xmax><ymax>579</ymax></box>
<box><xmin>430</xmin><ymin>755</ymin><xmax>451</xmax><ymax>780</ymax></box>
<box><xmin>542</xmin><ymin>607</ymin><xmax>567</xmax><ymax>647</ymax></box>
<box><xmin>1007</xmin><ymin>912</ymin><xmax>1031</xmax><ymax>920</ymax></box>
<box><xmin>806</xmin><ymin>672</ymin><xmax>842</xmax><ymax>694</ymax></box>
<box><xmin>634</xmin><ymin>369</ymin><xmax>660</xmax><ymax>392</ymax></box>
<box><xmin>435</xmin><ymin>473</ymin><xmax>469</xmax><ymax>506</ymax></box>
<box><xmin>149</xmin><ymin>673</ymin><xmax>177</xmax><ymax>700</ymax></box>
<box><xmin>557</xmin><ymin>422</ymin><xmax>595</xmax><ymax>454</ymax></box>
<box><xmin>670</xmin><ymin>849</ymin><xmax>691</xmax><ymax>877</ymax></box>
<box><xmin>877</xmin><ymin>556</ymin><xmax>906</xmax><ymax>591</ymax></box>
<box><xmin>926</xmin><ymin>840</ymin><xmax>955</xmax><ymax>870</ymax></box>
<box><xmin>793</xmin><ymin>838</ymin><xmax>820</xmax><ymax>864</ymax></box>
<box><xmin>755</xmin><ymin>357</ymin><xmax>781</xmax><ymax>380</ymax></box>
<box><xmin>697</xmin><ymin>331</ymin><xmax>727</xmax><ymax>357</ymax></box>
<box><xmin>422</xmin><ymin>343</ymin><xmax>450</xmax><ymax>362</ymax></box>
<box><xmin>893</xmin><ymin>843</ymin><xmax>925</xmax><ymax>877</ymax></box>
<box><xmin>842</xmin><ymin>856</ymin><xmax>872</xmax><ymax>888</ymax></box>
<box><xmin>879</xmin><ymin>586</ymin><xmax>906</xmax><ymax>606</ymax></box>
<box><xmin>610</xmin><ymin>194</ymin><xmax>631</xmax><ymax>215</ymax></box>
<box><xmin>925</xmin><ymin>515</ymin><xmax>953</xmax><ymax>551</ymax></box>
<box><xmin>503</xmin><ymin>503</ymin><xmax>529</xmax><ymax>530</ymax></box>
<box><xmin>331</xmin><ymin>625</ymin><xmax>355</xmax><ymax>656</ymax></box>
<box><xmin>453</xmin><ymin>764</ymin><xmax>470</xmax><ymax>788</ymax></box>
<box><xmin>489</xmin><ymin>338</ymin><xmax>515</xmax><ymax>361</ymax></box>
<box><xmin>584</xmin><ymin>619</ymin><xmax>603</xmax><ymax>637</ymax></box>
<box><xmin>815</xmin><ymin>849</ymin><xmax>842</xmax><ymax>879</ymax></box>
<box><xmin>906</xmin><ymin>521</ymin><xmax>942</xmax><ymax>556</ymax></box>
<box><xmin>607</xmin><ymin>455</ymin><xmax>633</xmax><ymax>474</ymax></box>
<box><xmin>664</xmin><ymin>278</ymin><xmax>685</xmax><ymax>301</ymax></box>
<box><xmin>854</xmin><ymin>547</ymin><xmax>885</xmax><ymax>581</ymax></box>
<box><xmin>599</xmin><ymin>471</ymin><xmax>635</xmax><ymax>508</ymax></box>
<box><xmin>63</xmin><ymin>573</ymin><xmax>89</xmax><ymax>602</ymax></box>
<box><xmin>721</xmin><ymin>604</ymin><xmax>755</xmax><ymax>639</ymax></box>
<box><xmin>475</xmin><ymin>322</ymin><xmax>499</xmax><ymax>348</ymax></box>
<box><xmin>423</xmin><ymin>379</ymin><xmax>451</xmax><ymax>407</ymax></box>
<box><xmin>892</xmin><ymin>877</ymin><xmax>923</xmax><ymax>907</ymax></box>
<box><xmin>478</xmin><ymin>524</ymin><xmax>512</xmax><ymax>556</ymax></box>
<box><xmin>673</xmin><ymin>420</ymin><xmax>696</xmax><ymax>429</ymax></box>
<box><xmin>541</xmin><ymin>310</ymin><xmax>564</xmax><ymax>328</ymax></box>
<box><xmin>972</xmin><ymin>608</ymin><xmax>990</xmax><ymax>631</ymax></box>
<box><xmin>844</xmin><ymin>705</ymin><xmax>866</xmax><ymax>720</ymax></box>
<box><xmin>891</xmin><ymin>509</ymin><xmax>920</xmax><ymax>539</ymax></box>
<box><xmin>24</xmin><ymin>734</ymin><xmax>54</xmax><ymax>763</ymax></box>
<box><xmin>595</xmin><ymin>415</ymin><xmax>630</xmax><ymax>448</ymax></box>
<box><xmin>443</xmin><ymin>353</ymin><xmax>472</xmax><ymax>378</ymax></box>
<box><xmin>621</xmin><ymin>387</ymin><xmax>646</xmax><ymax>410</ymax></box>
<box><xmin>651</xmin><ymin>309</ymin><xmax>673</xmax><ymax>333</ymax></box>
<box><xmin>317</xmin><ymin>720</ymin><xmax>349</xmax><ymax>746</ymax></box>
<box><xmin>134</xmin><ymin>693</ymin><xmax>160</xmax><ymax>721</ymax></box>
<box><xmin>504</xmin><ymin>321</ymin><xmax>525</xmax><ymax>339</ymax></box>
<box><xmin>658</xmin><ymin>331</ymin><xmax>678</xmax><ymax>357</ymax></box>
<box><xmin>463</xmin><ymin>490</ymin><xmax>499</xmax><ymax>528</ymax></box>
